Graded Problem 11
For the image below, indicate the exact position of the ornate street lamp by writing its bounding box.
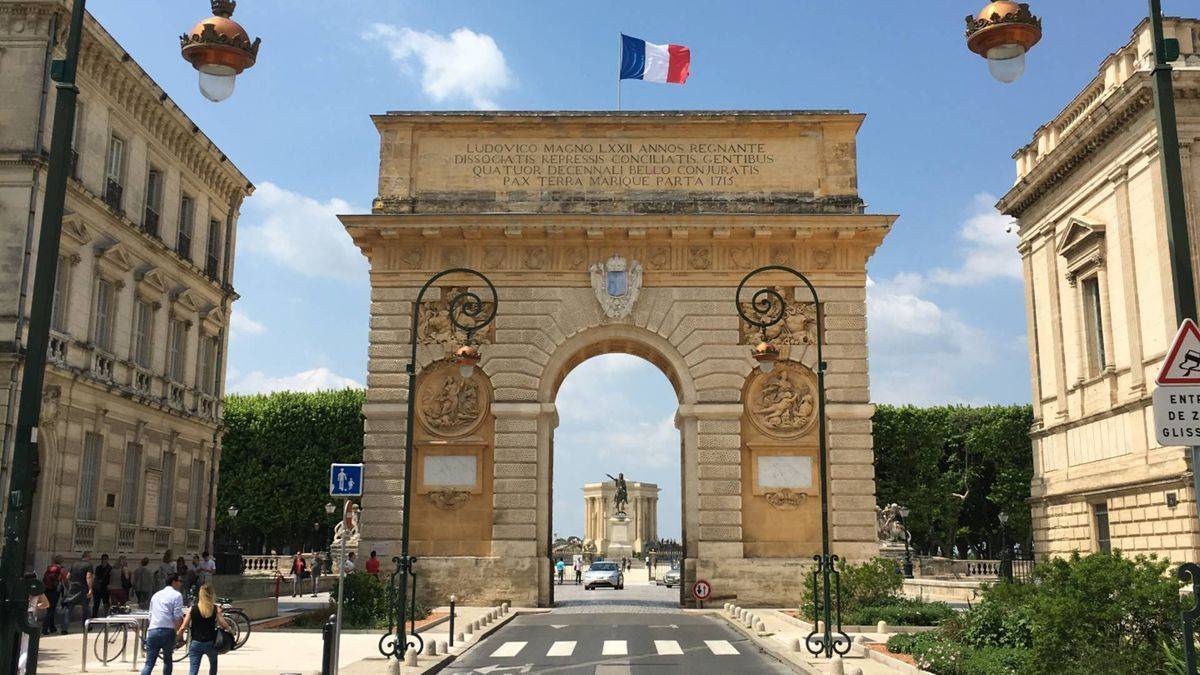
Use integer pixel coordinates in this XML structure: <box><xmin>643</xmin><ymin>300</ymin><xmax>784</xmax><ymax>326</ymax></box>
<box><xmin>379</xmin><ymin>269</ymin><xmax>498</xmax><ymax>663</ymax></box>
<box><xmin>227</xmin><ymin>504</ymin><xmax>239</xmax><ymax>518</ymax></box>
<box><xmin>998</xmin><ymin>511</ymin><xmax>1013</xmax><ymax>582</ymax></box>
<box><xmin>736</xmin><ymin>266</ymin><xmax>849</xmax><ymax>659</ymax></box>
<box><xmin>325</xmin><ymin>502</ymin><xmax>336</xmax><ymax>516</ymax></box>
<box><xmin>898</xmin><ymin>506</ymin><xmax>914</xmax><ymax>579</ymax></box>
<box><xmin>965</xmin><ymin>1</ymin><xmax>1042</xmax><ymax>83</ymax></box>
<box><xmin>180</xmin><ymin>0</ymin><xmax>262</xmax><ymax>102</ymax></box>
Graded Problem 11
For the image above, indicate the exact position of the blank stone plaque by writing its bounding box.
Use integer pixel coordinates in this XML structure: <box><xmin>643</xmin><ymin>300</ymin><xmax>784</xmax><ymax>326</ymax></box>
<box><xmin>423</xmin><ymin>455</ymin><xmax>477</xmax><ymax>487</ymax></box>
<box><xmin>758</xmin><ymin>456</ymin><xmax>813</xmax><ymax>489</ymax></box>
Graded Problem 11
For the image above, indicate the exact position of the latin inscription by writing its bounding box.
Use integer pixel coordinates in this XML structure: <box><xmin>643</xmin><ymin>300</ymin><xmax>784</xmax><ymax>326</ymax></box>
<box><xmin>415</xmin><ymin>136</ymin><xmax>817</xmax><ymax>192</ymax></box>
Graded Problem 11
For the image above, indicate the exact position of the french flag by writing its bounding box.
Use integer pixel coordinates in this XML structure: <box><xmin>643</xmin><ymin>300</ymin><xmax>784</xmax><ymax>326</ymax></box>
<box><xmin>620</xmin><ymin>34</ymin><xmax>691</xmax><ymax>85</ymax></box>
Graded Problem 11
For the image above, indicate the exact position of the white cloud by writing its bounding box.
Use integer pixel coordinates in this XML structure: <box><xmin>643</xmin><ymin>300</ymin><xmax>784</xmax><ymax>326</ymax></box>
<box><xmin>365</xmin><ymin>24</ymin><xmax>514</xmax><ymax>109</ymax></box>
<box><xmin>928</xmin><ymin>193</ymin><xmax>1021</xmax><ymax>287</ymax></box>
<box><xmin>228</xmin><ymin>367</ymin><xmax>363</xmax><ymax>395</ymax></box>
<box><xmin>239</xmin><ymin>182</ymin><xmax>366</xmax><ymax>282</ymax></box>
<box><xmin>230</xmin><ymin>308</ymin><xmax>265</xmax><ymax>337</ymax></box>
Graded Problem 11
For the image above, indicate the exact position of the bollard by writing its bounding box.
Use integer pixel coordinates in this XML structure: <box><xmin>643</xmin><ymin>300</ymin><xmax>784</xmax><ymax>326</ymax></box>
<box><xmin>320</xmin><ymin>614</ymin><xmax>336</xmax><ymax>675</ymax></box>
<box><xmin>425</xmin><ymin>640</ymin><xmax>438</xmax><ymax>657</ymax></box>
<box><xmin>455</xmin><ymin>632</ymin><xmax>466</xmax><ymax>644</ymax></box>
<box><xmin>876</xmin><ymin>620</ymin><xmax>888</xmax><ymax>634</ymax></box>
<box><xmin>853</xmin><ymin>634</ymin><xmax>866</xmax><ymax>644</ymax></box>
<box><xmin>502</xmin><ymin>601</ymin><xmax>510</xmax><ymax>613</ymax></box>
<box><xmin>817</xmin><ymin>620</ymin><xmax>825</xmax><ymax>634</ymax></box>
<box><xmin>791</xmin><ymin>638</ymin><xmax>802</xmax><ymax>652</ymax></box>
<box><xmin>449</xmin><ymin>595</ymin><xmax>457</xmax><ymax>647</ymax></box>
<box><xmin>437</xmin><ymin>639</ymin><xmax>448</xmax><ymax>655</ymax></box>
<box><xmin>389</xmin><ymin>659</ymin><xmax>401</xmax><ymax>675</ymax></box>
<box><xmin>404</xmin><ymin>648</ymin><xmax>418</xmax><ymax>667</ymax></box>
<box><xmin>847</xmin><ymin>668</ymin><xmax>863</xmax><ymax>675</ymax></box>
<box><xmin>828</xmin><ymin>654</ymin><xmax>845</xmax><ymax>675</ymax></box>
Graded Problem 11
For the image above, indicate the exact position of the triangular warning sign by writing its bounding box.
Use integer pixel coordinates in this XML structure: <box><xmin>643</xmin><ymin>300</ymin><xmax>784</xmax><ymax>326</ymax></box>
<box><xmin>1157</xmin><ymin>319</ymin><xmax>1200</xmax><ymax>385</ymax></box>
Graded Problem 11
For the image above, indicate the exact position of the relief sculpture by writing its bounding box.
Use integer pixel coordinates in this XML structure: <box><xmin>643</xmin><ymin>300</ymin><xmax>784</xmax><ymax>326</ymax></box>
<box><xmin>417</xmin><ymin>287</ymin><xmax>495</xmax><ymax>345</ymax></box>
<box><xmin>739</xmin><ymin>290</ymin><xmax>817</xmax><ymax>346</ymax></box>
<box><xmin>417</xmin><ymin>365</ymin><xmax>489</xmax><ymax>437</ymax></box>
<box><xmin>746</xmin><ymin>366</ymin><xmax>818</xmax><ymax>439</ymax></box>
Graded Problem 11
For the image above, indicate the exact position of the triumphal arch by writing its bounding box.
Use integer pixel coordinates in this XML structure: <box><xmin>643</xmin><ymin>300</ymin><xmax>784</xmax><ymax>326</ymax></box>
<box><xmin>341</xmin><ymin>111</ymin><xmax>894</xmax><ymax>607</ymax></box>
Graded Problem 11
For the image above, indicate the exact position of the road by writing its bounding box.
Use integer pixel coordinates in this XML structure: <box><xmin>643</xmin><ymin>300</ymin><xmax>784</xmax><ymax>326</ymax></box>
<box><xmin>444</xmin><ymin>578</ymin><xmax>792</xmax><ymax>674</ymax></box>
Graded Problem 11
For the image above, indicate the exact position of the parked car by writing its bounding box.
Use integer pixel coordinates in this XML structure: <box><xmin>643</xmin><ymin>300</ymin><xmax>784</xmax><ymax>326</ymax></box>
<box><xmin>662</xmin><ymin>565</ymin><xmax>681</xmax><ymax>588</ymax></box>
<box><xmin>583</xmin><ymin>561</ymin><xmax>624</xmax><ymax>590</ymax></box>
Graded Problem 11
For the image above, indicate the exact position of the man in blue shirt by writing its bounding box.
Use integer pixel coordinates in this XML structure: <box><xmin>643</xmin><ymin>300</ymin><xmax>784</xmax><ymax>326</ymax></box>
<box><xmin>141</xmin><ymin>573</ymin><xmax>185</xmax><ymax>674</ymax></box>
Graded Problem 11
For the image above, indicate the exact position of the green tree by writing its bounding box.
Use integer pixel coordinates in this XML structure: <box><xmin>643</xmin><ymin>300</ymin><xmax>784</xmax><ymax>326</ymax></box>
<box><xmin>217</xmin><ymin>389</ymin><xmax>365</xmax><ymax>552</ymax></box>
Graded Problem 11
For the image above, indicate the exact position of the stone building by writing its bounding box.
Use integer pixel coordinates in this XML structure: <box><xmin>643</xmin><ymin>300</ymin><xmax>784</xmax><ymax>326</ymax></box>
<box><xmin>343</xmin><ymin>110</ymin><xmax>894</xmax><ymax>606</ymax></box>
<box><xmin>0</xmin><ymin>1</ymin><xmax>252</xmax><ymax>569</ymax></box>
<box><xmin>582</xmin><ymin>479</ymin><xmax>659</xmax><ymax>555</ymax></box>
<box><xmin>998</xmin><ymin>17</ymin><xmax>1200</xmax><ymax>562</ymax></box>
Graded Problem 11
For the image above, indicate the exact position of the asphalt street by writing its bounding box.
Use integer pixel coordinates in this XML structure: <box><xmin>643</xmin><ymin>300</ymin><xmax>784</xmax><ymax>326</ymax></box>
<box><xmin>442</xmin><ymin>611</ymin><xmax>793</xmax><ymax>674</ymax></box>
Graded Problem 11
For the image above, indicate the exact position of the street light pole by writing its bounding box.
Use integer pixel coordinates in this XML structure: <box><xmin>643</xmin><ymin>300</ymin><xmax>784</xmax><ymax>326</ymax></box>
<box><xmin>736</xmin><ymin>266</ymin><xmax>849</xmax><ymax>659</ymax></box>
<box><xmin>388</xmin><ymin>269</ymin><xmax>497</xmax><ymax>662</ymax></box>
<box><xmin>898</xmin><ymin>506</ymin><xmax>914</xmax><ymax>579</ymax></box>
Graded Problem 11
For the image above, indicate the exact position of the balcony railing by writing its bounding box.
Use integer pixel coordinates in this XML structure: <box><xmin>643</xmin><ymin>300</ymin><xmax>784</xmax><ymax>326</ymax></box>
<box><xmin>187</xmin><ymin>530</ymin><xmax>202</xmax><ymax>552</ymax></box>
<box><xmin>167</xmin><ymin>382</ymin><xmax>186</xmax><ymax>409</ymax></box>
<box><xmin>154</xmin><ymin>529</ymin><xmax>172</xmax><ymax>550</ymax></box>
<box><xmin>73</xmin><ymin>521</ymin><xmax>97</xmax><ymax>551</ymax></box>
<box><xmin>198</xmin><ymin>395</ymin><xmax>215</xmax><ymax>420</ymax></box>
<box><xmin>143</xmin><ymin>206</ymin><xmax>160</xmax><ymax>238</ymax></box>
<box><xmin>91</xmin><ymin>352</ymin><xmax>115</xmax><ymax>381</ymax></box>
<box><xmin>117</xmin><ymin>526</ymin><xmax>137</xmax><ymax>552</ymax></box>
<box><xmin>242</xmin><ymin>555</ymin><xmax>291</xmax><ymax>575</ymax></box>
<box><xmin>132</xmin><ymin>367</ymin><xmax>153</xmax><ymax>394</ymax></box>
<box><xmin>48</xmin><ymin>334</ymin><xmax>69</xmax><ymax>365</ymax></box>
<box><xmin>103</xmin><ymin>178</ymin><xmax>124</xmax><ymax>214</ymax></box>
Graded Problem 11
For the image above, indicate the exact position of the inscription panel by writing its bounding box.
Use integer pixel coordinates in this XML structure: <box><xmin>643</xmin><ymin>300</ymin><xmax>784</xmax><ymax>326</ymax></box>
<box><xmin>413</xmin><ymin>135</ymin><xmax>819</xmax><ymax>193</ymax></box>
<box><xmin>757</xmin><ymin>456</ymin><xmax>813</xmax><ymax>489</ymax></box>
<box><xmin>423</xmin><ymin>455</ymin><xmax>477</xmax><ymax>488</ymax></box>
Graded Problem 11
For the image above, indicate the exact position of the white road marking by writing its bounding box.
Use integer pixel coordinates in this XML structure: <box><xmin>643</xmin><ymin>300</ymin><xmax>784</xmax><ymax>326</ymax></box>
<box><xmin>602</xmin><ymin>640</ymin><xmax>628</xmax><ymax>655</ymax></box>
<box><xmin>489</xmin><ymin>641</ymin><xmax>527</xmax><ymax>658</ymax></box>
<box><xmin>705</xmin><ymin>640</ymin><xmax>739</xmax><ymax>655</ymax></box>
<box><xmin>654</xmin><ymin>640</ymin><xmax>683</xmax><ymax>655</ymax></box>
<box><xmin>546</xmin><ymin>641</ymin><xmax>576</xmax><ymax>656</ymax></box>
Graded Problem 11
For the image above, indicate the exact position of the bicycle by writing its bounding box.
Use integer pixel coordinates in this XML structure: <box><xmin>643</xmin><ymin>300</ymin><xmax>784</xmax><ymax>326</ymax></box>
<box><xmin>172</xmin><ymin>596</ymin><xmax>251</xmax><ymax>662</ymax></box>
<box><xmin>89</xmin><ymin>603</ymin><xmax>141</xmax><ymax>665</ymax></box>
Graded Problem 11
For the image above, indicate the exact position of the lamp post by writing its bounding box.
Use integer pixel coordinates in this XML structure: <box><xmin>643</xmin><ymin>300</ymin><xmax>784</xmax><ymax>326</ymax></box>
<box><xmin>998</xmin><ymin>511</ymin><xmax>1012</xmax><ymax>582</ymax></box>
<box><xmin>898</xmin><ymin>506</ymin><xmax>914</xmax><ymax>579</ymax></box>
<box><xmin>736</xmin><ymin>265</ymin><xmax>848</xmax><ymax>659</ymax></box>
<box><xmin>383</xmin><ymin>269</ymin><xmax>497</xmax><ymax>662</ymax></box>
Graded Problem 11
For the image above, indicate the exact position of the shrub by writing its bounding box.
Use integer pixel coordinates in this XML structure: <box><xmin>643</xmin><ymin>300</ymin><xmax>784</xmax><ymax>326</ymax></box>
<box><xmin>799</xmin><ymin>557</ymin><xmax>903</xmax><ymax>621</ymax></box>
<box><xmin>846</xmin><ymin>597</ymin><xmax>956</xmax><ymax>627</ymax></box>
<box><xmin>889</xmin><ymin>633</ymin><xmax>1030</xmax><ymax>675</ymax></box>
<box><xmin>959</xmin><ymin>581</ymin><xmax>1036</xmax><ymax>649</ymax></box>
<box><xmin>330</xmin><ymin>572</ymin><xmax>431</xmax><ymax>629</ymax></box>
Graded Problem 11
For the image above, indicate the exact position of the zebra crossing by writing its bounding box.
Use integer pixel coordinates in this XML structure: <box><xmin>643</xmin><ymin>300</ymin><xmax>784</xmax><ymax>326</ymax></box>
<box><xmin>486</xmin><ymin>639</ymin><xmax>741</xmax><ymax>658</ymax></box>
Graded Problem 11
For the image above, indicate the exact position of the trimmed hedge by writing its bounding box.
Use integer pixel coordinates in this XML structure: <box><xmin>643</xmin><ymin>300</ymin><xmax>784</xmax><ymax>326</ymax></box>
<box><xmin>800</xmin><ymin>558</ymin><xmax>953</xmax><ymax>627</ymax></box>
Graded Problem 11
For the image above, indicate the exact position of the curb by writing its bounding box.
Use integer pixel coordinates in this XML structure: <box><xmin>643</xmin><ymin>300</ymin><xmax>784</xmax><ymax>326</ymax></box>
<box><xmin>714</xmin><ymin>611</ymin><xmax>821</xmax><ymax>675</ymax></box>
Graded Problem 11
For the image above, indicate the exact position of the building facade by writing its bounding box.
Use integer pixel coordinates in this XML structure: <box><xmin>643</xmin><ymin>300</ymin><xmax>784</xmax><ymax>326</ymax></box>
<box><xmin>582</xmin><ymin>479</ymin><xmax>659</xmax><ymax>555</ymax></box>
<box><xmin>0</xmin><ymin>1</ymin><xmax>252</xmax><ymax>570</ymax></box>
<box><xmin>344</xmin><ymin>110</ymin><xmax>894</xmax><ymax>607</ymax></box>
<box><xmin>999</xmin><ymin>17</ymin><xmax>1200</xmax><ymax>562</ymax></box>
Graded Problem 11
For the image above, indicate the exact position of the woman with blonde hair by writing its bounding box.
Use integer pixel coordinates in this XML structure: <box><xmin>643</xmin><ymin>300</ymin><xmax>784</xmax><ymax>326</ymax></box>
<box><xmin>176</xmin><ymin>584</ymin><xmax>233</xmax><ymax>674</ymax></box>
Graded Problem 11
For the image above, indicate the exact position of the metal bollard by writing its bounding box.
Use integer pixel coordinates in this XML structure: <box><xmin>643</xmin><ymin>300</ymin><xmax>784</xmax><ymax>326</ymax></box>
<box><xmin>321</xmin><ymin>614</ymin><xmax>337</xmax><ymax>675</ymax></box>
<box><xmin>448</xmin><ymin>595</ymin><xmax>457</xmax><ymax>647</ymax></box>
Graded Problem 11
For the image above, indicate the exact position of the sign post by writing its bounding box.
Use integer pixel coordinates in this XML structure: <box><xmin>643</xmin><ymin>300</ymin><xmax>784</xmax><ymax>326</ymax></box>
<box><xmin>329</xmin><ymin>463</ymin><xmax>363</xmax><ymax>675</ymax></box>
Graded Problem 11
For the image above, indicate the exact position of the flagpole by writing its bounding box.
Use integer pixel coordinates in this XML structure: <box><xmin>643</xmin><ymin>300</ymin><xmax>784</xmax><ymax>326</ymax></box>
<box><xmin>617</xmin><ymin>32</ymin><xmax>622</xmax><ymax>111</ymax></box>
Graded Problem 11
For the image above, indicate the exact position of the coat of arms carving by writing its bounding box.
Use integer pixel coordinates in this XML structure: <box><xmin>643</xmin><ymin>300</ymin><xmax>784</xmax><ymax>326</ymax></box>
<box><xmin>589</xmin><ymin>255</ymin><xmax>643</xmax><ymax>319</ymax></box>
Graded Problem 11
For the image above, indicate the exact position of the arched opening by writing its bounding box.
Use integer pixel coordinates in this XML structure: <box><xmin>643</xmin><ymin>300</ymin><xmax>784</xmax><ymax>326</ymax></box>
<box><xmin>540</xmin><ymin>327</ymin><xmax>695</xmax><ymax>608</ymax></box>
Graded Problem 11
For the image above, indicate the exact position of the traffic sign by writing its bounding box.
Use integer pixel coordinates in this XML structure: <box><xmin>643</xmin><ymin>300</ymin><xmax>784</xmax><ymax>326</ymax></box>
<box><xmin>330</xmin><ymin>463</ymin><xmax>363</xmax><ymax>497</ymax></box>
<box><xmin>692</xmin><ymin>579</ymin><xmax>712</xmax><ymax>601</ymax></box>
<box><xmin>1157</xmin><ymin>319</ymin><xmax>1200</xmax><ymax>385</ymax></box>
<box><xmin>1153</xmin><ymin>387</ymin><xmax>1200</xmax><ymax>446</ymax></box>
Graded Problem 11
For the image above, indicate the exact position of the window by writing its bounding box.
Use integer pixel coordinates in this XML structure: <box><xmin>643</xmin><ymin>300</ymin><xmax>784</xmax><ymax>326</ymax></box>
<box><xmin>69</xmin><ymin>101</ymin><xmax>84</xmax><ymax>179</ymax></box>
<box><xmin>94</xmin><ymin>278</ymin><xmax>116</xmax><ymax>352</ymax></box>
<box><xmin>144</xmin><ymin>168</ymin><xmax>164</xmax><ymax>237</ymax></box>
<box><xmin>205</xmin><ymin>218</ymin><xmax>221</xmax><ymax>280</ymax></box>
<box><xmin>189</xmin><ymin>459</ymin><xmax>206</xmax><ymax>529</ymax></box>
<box><xmin>167</xmin><ymin>318</ymin><xmax>188</xmax><ymax>381</ymax></box>
<box><xmin>198</xmin><ymin>335</ymin><xmax>218</xmax><ymax>394</ymax></box>
<box><xmin>132</xmin><ymin>299</ymin><xmax>153</xmax><ymax>367</ymax></box>
<box><xmin>120</xmin><ymin>443</ymin><xmax>142</xmax><ymax>524</ymax></box>
<box><xmin>158</xmin><ymin>450</ymin><xmax>176</xmax><ymax>527</ymax></box>
<box><xmin>52</xmin><ymin>254</ymin><xmax>71</xmax><ymax>332</ymax></box>
<box><xmin>1094</xmin><ymin>503</ymin><xmax>1111</xmax><ymax>554</ymax></box>
<box><xmin>77</xmin><ymin>432</ymin><xmax>102</xmax><ymax>521</ymax></box>
<box><xmin>1082</xmin><ymin>277</ymin><xmax>1107</xmax><ymax>376</ymax></box>
<box><xmin>104</xmin><ymin>135</ymin><xmax>125</xmax><ymax>212</ymax></box>
<box><xmin>177</xmin><ymin>195</ymin><xmax>194</xmax><ymax>261</ymax></box>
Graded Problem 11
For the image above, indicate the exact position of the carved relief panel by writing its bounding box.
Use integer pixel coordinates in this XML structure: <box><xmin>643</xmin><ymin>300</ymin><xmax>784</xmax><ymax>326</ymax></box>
<box><xmin>416</xmin><ymin>287</ymin><xmax>496</xmax><ymax>346</ymax></box>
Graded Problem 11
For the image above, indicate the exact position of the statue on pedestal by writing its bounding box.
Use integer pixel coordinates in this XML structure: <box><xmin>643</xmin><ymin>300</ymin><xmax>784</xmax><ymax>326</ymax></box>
<box><xmin>605</xmin><ymin>473</ymin><xmax>629</xmax><ymax>517</ymax></box>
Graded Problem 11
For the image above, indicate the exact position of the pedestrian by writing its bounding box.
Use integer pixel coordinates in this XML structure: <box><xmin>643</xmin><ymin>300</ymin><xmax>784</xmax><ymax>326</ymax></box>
<box><xmin>199</xmin><ymin>551</ymin><xmax>216</xmax><ymax>584</ymax></box>
<box><xmin>555</xmin><ymin>558</ymin><xmax>565</xmax><ymax>585</ymax></box>
<box><xmin>290</xmin><ymin>552</ymin><xmax>306</xmax><ymax>597</ymax></box>
<box><xmin>63</xmin><ymin>551</ymin><xmax>93</xmax><ymax>632</ymax></box>
<box><xmin>311</xmin><ymin>553</ymin><xmax>322</xmax><ymax>597</ymax></box>
<box><xmin>365</xmin><ymin>550</ymin><xmax>381</xmax><ymax>579</ymax></box>
<box><xmin>180</xmin><ymin>558</ymin><xmax>198</xmax><ymax>601</ymax></box>
<box><xmin>573</xmin><ymin>558</ymin><xmax>582</xmax><ymax>585</ymax></box>
<box><xmin>156</xmin><ymin>550</ymin><xmax>176</xmax><ymax>590</ymax></box>
<box><xmin>41</xmin><ymin>555</ymin><xmax>66</xmax><ymax>635</ymax></box>
<box><xmin>177</xmin><ymin>583</ymin><xmax>233</xmax><ymax>675</ymax></box>
<box><xmin>189</xmin><ymin>554</ymin><xmax>203</xmax><ymax>595</ymax></box>
<box><xmin>343</xmin><ymin>552</ymin><xmax>356</xmax><ymax>574</ymax></box>
<box><xmin>91</xmin><ymin>553</ymin><xmax>113</xmax><ymax>618</ymax></box>
<box><xmin>18</xmin><ymin>573</ymin><xmax>50</xmax><ymax>675</ymax></box>
<box><xmin>112</xmin><ymin>555</ymin><xmax>132</xmax><ymax>608</ymax></box>
<box><xmin>141</xmin><ymin>573</ymin><xmax>186</xmax><ymax>675</ymax></box>
<box><xmin>133</xmin><ymin>557</ymin><xmax>156</xmax><ymax>609</ymax></box>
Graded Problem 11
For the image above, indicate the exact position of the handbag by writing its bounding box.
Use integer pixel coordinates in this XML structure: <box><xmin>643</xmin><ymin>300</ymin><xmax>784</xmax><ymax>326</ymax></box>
<box><xmin>215</xmin><ymin>626</ymin><xmax>235</xmax><ymax>655</ymax></box>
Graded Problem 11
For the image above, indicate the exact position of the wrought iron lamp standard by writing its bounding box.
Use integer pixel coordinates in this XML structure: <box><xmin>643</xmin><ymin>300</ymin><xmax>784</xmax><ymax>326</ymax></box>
<box><xmin>898</xmin><ymin>506</ymin><xmax>914</xmax><ymax>579</ymax></box>
<box><xmin>0</xmin><ymin>2</ymin><xmax>260</xmax><ymax>671</ymax></box>
<box><xmin>380</xmin><ymin>269</ymin><xmax>498</xmax><ymax>662</ymax></box>
<box><xmin>736</xmin><ymin>265</ymin><xmax>849</xmax><ymax>658</ymax></box>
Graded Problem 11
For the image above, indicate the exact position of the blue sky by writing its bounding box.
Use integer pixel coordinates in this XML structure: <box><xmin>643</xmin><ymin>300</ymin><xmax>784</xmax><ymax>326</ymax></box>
<box><xmin>89</xmin><ymin>1</ymin><xmax>1190</xmax><ymax>540</ymax></box>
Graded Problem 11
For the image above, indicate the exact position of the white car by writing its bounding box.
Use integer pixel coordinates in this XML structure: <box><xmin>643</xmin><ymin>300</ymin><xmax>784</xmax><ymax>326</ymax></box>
<box><xmin>662</xmin><ymin>566</ymin><xmax>681</xmax><ymax>588</ymax></box>
<box><xmin>583</xmin><ymin>561</ymin><xmax>624</xmax><ymax>590</ymax></box>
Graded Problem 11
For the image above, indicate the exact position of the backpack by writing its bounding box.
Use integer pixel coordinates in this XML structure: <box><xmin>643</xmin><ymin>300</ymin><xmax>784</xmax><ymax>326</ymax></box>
<box><xmin>42</xmin><ymin>565</ymin><xmax>62</xmax><ymax>593</ymax></box>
